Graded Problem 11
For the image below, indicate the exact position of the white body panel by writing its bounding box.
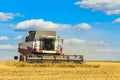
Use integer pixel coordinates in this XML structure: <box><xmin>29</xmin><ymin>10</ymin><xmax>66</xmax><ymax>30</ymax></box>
<box><xmin>55</xmin><ymin>41</ymin><xmax>62</xmax><ymax>51</ymax></box>
<box><xmin>42</xmin><ymin>50</ymin><xmax>56</xmax><ymax>53</ymax></box>
<box><xmin>33</xmin><ymin>41</ymin><xmax>40</xmax><ymax>49</ymax></box>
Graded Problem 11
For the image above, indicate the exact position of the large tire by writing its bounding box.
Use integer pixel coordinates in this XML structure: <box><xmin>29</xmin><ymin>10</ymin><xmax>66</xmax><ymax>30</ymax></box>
<box><xmin>19</xmin><ymin>55</ymin><xmax>27</xmax><ymax>62</ymax></box>
<box><xmin>19</xmin><ymin>55</ymin><xmax>24</xmax><ymax>62</ymax></box>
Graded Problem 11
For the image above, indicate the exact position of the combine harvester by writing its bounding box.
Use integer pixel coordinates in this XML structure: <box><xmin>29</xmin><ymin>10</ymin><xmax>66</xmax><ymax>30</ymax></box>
<box><xmin>15</xmin><ymin>30</ymin><xmax>83</xmax><ymax>63</ymax></box>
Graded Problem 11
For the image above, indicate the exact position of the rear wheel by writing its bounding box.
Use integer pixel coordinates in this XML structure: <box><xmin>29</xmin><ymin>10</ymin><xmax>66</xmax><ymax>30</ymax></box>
<box><xmin>14</xmin><ymin>56</ymin><xmax>18</xmax><ymax>60</ymax></box>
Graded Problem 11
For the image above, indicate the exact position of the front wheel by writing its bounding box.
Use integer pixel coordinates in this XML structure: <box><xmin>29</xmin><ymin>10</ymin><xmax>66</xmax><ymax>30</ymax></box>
<box><xmin>19</xmin><ymin>55</ymin><xmax>27</xmax><ymax>62</ymax></box>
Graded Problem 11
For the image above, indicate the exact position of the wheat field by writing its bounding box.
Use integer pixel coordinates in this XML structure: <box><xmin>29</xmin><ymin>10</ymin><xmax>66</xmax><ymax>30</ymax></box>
<box><xmin>0</xmin><ymin>61</ymin><xmax>120</xmax><ymax>80</ymax></box>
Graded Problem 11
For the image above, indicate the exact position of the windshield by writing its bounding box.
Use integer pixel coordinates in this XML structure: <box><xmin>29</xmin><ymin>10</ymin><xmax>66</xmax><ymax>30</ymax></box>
<box><xmin>40</xmin><ymin>39</ymin><xmax>55</xmax><ymax>50</ymax></box>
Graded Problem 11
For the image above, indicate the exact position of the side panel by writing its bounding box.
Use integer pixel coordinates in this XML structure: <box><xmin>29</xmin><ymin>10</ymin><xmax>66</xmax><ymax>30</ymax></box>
<box><xmin>55</xmin><ymin>41</ymin><xmax>63</xmax><ymax>54</ymax></box>
<box><xmin>18</xmin><ymin>41</ymin><xmax>36</xmax><ymax>55</ymax></box>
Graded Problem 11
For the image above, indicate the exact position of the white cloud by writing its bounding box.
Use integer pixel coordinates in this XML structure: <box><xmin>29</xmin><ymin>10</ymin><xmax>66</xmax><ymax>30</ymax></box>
<box><xmin>64</xmin><ymin>38</ymin><xmax>109</xmax><ymax>47</ymax></box>
<box><xmin>91</xmin><ymin>41</ymin><xmax>109</xmax><ymax>46</ymax></box>
<box><xmin>74</xmin><ymin>23</ymin><xmax>91</xmax><ymax>31</ymax></box>
<box><xmin>14</xmin><ymin>35</ymin><xmax>23</xmax><ymax>40</ymax></box>
<box><xmin>0</xmin><ymin>36</ymin><xmax>9</xmax><ymax>40</ymax></box>
<box><xmin>95</xmin><ymin>48</ymin><xmax>120</xmax><ymax>53</ymax></box>
<box><xmin>0</xmin><ymin>44</ymin><xmax>17</xmax><ymax>50</ymax></box>
<box><xmin>15</xmin><ymin>19</ymin><xmax>92</xmax><ymax>31</ymax></box>
<box><xmin>64</xmin><ymin>39</ymin><xmax>87</xmax><ymax>44</ymax></box>
<box><xmin>113</xmin><ymin>18</ymin><xmax>120</xmax><ymax>23</ymax></box>
<box><xmin>75</xmin><ymin>0</ymin><xmax>120</xmax><ymax>15</ymax></box>
<box><xmin>0</xmin><ymin>12</ymin><xmax>21</xmax><ymax>21</ymax></box>
<box><xmin>15</xmin><ymin>19</ymin><xmax>71</xmax><ymax>31</ymax></box>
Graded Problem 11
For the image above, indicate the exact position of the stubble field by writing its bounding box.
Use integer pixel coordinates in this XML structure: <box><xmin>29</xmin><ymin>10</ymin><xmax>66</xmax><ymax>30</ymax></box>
<box><xmin>0</xmin><ymin>61</ymin><xmax>120</xmax><ymax>80</ymax></box>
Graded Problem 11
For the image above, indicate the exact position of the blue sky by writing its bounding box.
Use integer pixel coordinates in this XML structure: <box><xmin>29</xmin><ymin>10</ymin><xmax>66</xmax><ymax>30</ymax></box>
<box><xmin>0</xmin><ymin>0</ymin><xmax>120</xmax><ymax>61</ymax></box>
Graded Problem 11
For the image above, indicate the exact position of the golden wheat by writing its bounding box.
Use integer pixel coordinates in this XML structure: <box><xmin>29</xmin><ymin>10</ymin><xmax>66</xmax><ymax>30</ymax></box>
<box><xmin>0</xmin><ymin>61</ymin><xmax>120</xmax><ymax>80</ymax></box>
